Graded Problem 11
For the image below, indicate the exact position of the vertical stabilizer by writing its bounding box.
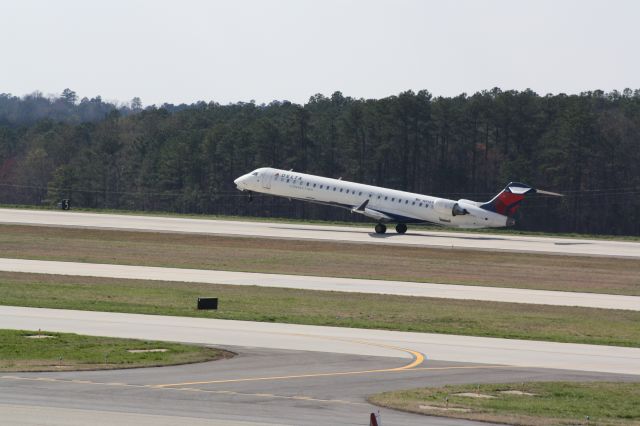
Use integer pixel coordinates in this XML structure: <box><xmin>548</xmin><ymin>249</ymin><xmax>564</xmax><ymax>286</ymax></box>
<box><xmin>480</xmin><ymin>182</ymin><xmax>536</xmax><ymax>217</ymax></box>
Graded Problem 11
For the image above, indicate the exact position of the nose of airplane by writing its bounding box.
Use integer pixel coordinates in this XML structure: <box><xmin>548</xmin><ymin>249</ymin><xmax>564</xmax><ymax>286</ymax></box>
<box><xmin>234</xmin><ymin>175</ymin><xmax>247</xmax><ymax>189</ymax></box>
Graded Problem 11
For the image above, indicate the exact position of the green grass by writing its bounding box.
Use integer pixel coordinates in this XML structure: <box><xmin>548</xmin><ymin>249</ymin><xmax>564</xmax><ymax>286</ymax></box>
<box><xmin>0</xmin><ymin>329</ymin><xmax>230</xmax><ymax>372</ymax></box>
<box><xmin>1</xmin><ymin>225</ymin><xmax>639</xmax><ymax>295</ymax></box>
<box><xmin>2</xmin><ymin>203</ymin><xmax>639</xmax><ymax>241</ymax></box>
<box><xmin>369</xmin><ymin>382</ymin><xmax>640</xmax><ymax>425</ymax></box>
<box><xmin>2</xmin><ymin>272</ymin><xmax>640</xmax><ymax>348</ymax></box>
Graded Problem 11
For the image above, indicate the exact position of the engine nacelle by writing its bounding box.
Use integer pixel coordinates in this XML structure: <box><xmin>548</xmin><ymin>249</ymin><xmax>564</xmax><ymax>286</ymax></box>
<box><xmin>435</xmin><ymin>199</ymin><xmax>491</xmax><ymax>218</ymax></box>
<box><xmin>433</xmin><ymin>199</ymin><xmax>456</xmax><ymax>216</ymax></box>
<box><xmin>434</xmin><ymin>199</ymin><xmax>474</xmax><ymax>216</ymax></box>
<box><xmin>456</xmin><ymin>201</ymin><xmax>491</xmax><ymax>219</ymax></box>
<box><xmin>452</xmin><ymin>203</ymin><xmax>469</xmax><ymax>216</ymax></box>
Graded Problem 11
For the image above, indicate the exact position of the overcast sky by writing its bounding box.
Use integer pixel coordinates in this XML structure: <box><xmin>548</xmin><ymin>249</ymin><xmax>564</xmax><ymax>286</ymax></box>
<box><xmin>2</xmin><ymin>0</ymin><xmax>638</xmax><ymax>106</ymax></box>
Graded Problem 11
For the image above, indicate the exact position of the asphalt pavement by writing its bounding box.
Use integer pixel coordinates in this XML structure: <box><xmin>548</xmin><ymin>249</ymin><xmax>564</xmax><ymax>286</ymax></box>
<box><xmin>3</xmin><ymin>346</ymin><xmax>636</xmax><ymax>426</ymax></box>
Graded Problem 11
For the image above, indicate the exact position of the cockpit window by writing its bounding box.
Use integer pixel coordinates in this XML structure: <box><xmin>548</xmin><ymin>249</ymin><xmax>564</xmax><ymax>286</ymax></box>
<box><xmin>251</xmin><ymin>172</ymin><xmax>259</xmax><ymax>176</ymax></box>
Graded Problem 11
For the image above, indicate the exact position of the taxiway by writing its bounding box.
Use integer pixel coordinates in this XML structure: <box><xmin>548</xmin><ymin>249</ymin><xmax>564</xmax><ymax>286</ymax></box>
<box><xmin>1</xmin><ymin>258</ymin><xmax>638</xmax><ymax>311</ymax></box>
<box><xmin>8</xmin><ymin>347</ymin><xmax>626</xmax><ymax>426</ymax></box>
<box><xmin>3</xmin><ymin>306</ymin><xmax>639</xmax><ymax>375</ymax></box>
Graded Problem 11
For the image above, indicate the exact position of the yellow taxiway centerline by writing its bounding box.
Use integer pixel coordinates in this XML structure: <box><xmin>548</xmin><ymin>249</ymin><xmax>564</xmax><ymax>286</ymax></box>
<box><xmin>154</xmin><ymin>336</ymin><xmax>426</xmax><ymax>388</ymax></box>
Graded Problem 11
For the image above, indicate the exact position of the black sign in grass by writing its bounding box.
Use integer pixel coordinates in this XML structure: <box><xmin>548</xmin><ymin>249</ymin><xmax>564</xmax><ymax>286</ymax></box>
<box><xmin>198</xmin><ymin>297</ymin><xmax>218</xmax><ymax>310</ymax></box>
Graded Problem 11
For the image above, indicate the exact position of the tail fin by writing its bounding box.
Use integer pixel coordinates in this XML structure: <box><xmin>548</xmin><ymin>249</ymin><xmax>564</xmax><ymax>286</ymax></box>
<box><xmin>480</xmin><ymin>182</ymin><xmax>536</xmax><ymax>217</ymax></box>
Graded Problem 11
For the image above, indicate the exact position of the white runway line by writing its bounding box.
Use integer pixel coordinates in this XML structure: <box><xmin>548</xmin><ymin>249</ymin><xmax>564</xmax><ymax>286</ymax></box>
<box><xmin>0</xmin><ymin>258</ymin><xmax>637</xmax><ymax>311</ymax></box>
<box><xmin>2</xmin><ymin>306</ymin><xmax>639</xmax><ymax>376</ymax></box>
<box><xmin>1</xmin><ymin>208</ymin><xmax>639</xmax><ymax>258</ymax></box>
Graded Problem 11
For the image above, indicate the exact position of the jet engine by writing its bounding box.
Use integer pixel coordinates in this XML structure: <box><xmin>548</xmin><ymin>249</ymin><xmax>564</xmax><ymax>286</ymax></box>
<box><xmin>435</xmin><ymin>199</ymin><xmax>490</xmax><ymax>218</ymax></box>
<box><xmin>433</xmin><ymin>199</ymin><xmax>456</xmax><ymax>216</ymax></box>
<box><xmin>434</xmin><ymin>199</ymin><xmax>473</xmax><ymax>216</ymax></box>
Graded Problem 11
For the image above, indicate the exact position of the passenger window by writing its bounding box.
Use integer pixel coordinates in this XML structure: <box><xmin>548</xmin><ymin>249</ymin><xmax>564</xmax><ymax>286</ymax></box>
<box><xmin>359</xmin><ymin>192</ymin><xmax>362</xmax><ymax>196</ymax></box>
<box><xmin>405</xmin><ymin>200</ymin><xmax>408</xmax><ymax>204</ymax></box>
<box><xmin>377</xmin><ymin>195</ymin><xmax>381</xmax><ymax>199</ymax></box>
<box><xmin>384</xmin><ymin>196</ymin><xmax>388</xmax><ymax>200</ymax></box>
<box><xmin>419</xmin><ymin>203</ymin><xmax>423</xmax><ymax>207</ymax></box>
<box><xmin>391</xmin><ymin>198</ymin><xmax>395</xmax><ymax>202</ymax></box>
<box><xmin>340</xmin><ymin>188</ymin><xmax>343</xmax><ymax>192</ymax></box>
<box><xmin>313</xmin><ymin>183</ymin><xmax>316</xmax><ymax>187</ymax></box>
<box><xmin>306</xmin><ymin>182</ymin><xmax>309</xmax><ymax>186</ymax></box>
<box><xmin>286</xmin><ymin>179</ymin><xmax>290</xmax><ymax>183</ymax></box>
<box><xmin>345</xmin><ymin>189</ymin><xmax>349</xmax><ymax>193</ymax></box>
<box><xmin>333</xmin><ymin>187</ymin><xmax>336</xmax><ymax>191</ymax></box>
<box><xmin>412</xmin><ymin>201</ymin><xmax>415</xmax><ymax>205</ymax></box>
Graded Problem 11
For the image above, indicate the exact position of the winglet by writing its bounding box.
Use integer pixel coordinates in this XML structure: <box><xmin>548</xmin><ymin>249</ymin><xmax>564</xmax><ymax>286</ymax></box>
<box><xmin>354</xmin><ymin>199</ymin><xmax>369</xmax><ymax>211</ymax></box>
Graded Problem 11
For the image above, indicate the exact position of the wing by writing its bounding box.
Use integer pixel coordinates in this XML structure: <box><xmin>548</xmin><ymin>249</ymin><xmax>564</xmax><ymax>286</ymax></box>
<box><xmin>289</xmin><ymin>196</ymin><xmax>395</xmax><ymax>222</ymax></box>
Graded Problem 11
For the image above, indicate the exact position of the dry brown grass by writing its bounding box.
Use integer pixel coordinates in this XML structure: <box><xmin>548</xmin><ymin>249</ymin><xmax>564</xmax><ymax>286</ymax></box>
<box><xmin>1</xmin><ymin>224</ymin><xmax>638</xmax><ymax>295</ymax></box>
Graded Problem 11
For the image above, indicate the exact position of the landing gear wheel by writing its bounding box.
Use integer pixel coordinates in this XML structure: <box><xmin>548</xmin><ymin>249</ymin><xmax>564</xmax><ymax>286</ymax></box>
<box><xmin>395</xmin><ymin>223</ymin><xmax>407</xmax><ymax>234</ymax></box>
<box><xmin>374</xmin><ymin>223</ymin><xmax>387</xmax><ymax>234</ymax></box>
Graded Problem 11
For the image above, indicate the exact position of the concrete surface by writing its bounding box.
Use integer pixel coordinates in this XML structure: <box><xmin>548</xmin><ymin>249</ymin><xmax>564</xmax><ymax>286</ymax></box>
<box><xmin>1</xmin><ymin>208</ymin><xmax>639</xmax><ymax>257</ymax></box>
<box><xmin>1</xmin><ymin>258</ymin><xmax>638</xmax><ymax>311</ymax></box>
<box><xmin>2</xmin><ymin>306</ymin><xmax>639</xmax><ymax>376</ymax></box>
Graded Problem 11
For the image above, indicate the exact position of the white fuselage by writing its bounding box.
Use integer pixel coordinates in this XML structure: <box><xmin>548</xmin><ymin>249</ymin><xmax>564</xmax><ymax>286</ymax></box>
<box><xmin>234</xmin><ymin>167</ymin><xmax>509</xmax><ymax>228</ymax></box>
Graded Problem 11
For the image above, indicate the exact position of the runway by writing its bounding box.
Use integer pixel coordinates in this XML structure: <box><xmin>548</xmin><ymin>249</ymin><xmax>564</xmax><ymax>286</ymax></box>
<box><xmin>2</xmin><ymin>208</ymin><xmax>639</xmax><ymax>258</ymax></box>
<box><xmin>2</xmin><ymin>257</ymin><xmax>638</xmax><ymax>311</ymax></box>
<box><xmin>3</xmin><ymin>306</ymin><xmax>639</xmax><ymax>375</ymax></box>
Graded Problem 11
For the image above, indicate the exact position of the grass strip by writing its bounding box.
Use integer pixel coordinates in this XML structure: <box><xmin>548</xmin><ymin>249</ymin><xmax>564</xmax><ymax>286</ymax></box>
<box><xmin>1</xmin><ymin>225</ymin><xmax>638</xmax><ymax>296</ymax></box>
<box><xmin>368</xmin><ymin>382</ymin><xmax>640</xmax><ymax>426</ymax></box>
<box><xmin>0</xmin><ymin>329</ymin><xmax>230</xmax><ymax>372</ymax></box>
<box><xmin>1</xmin><ymin>272</ymin><xmax>639</xmax><ymax>348</ymax></box>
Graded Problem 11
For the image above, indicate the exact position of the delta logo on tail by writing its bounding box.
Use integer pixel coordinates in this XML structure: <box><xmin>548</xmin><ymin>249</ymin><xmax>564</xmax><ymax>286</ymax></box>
<box><xmin>480</xmin><ymin>183</ymin><xmax>563</xmax><ymax>217</ymax></box>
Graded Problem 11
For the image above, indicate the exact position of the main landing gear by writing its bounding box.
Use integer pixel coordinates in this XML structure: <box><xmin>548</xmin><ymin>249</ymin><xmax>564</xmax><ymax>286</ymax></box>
<box><xmin>395</xmin><ymin>223</ymin><xmax>407</xmax><ymax>234</ymax></box>
<box><xmin>374</xmin><ymin>223</ymin><xmax>407</xmax><ymax>234</ymax></box>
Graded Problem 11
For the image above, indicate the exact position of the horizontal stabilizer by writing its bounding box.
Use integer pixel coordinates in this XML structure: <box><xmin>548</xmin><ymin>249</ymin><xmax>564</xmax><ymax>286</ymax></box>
<box><xmin>536</xmin><ymin>189</ymin><xmax>564</xmax><ymax>197</ymax></box>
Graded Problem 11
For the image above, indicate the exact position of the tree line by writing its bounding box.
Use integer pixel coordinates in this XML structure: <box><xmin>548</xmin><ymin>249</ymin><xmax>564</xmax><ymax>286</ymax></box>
<box><xmin>1</xmin><ymin>88</ymin><xmax>639</xmax><ymax>235</ymax></box>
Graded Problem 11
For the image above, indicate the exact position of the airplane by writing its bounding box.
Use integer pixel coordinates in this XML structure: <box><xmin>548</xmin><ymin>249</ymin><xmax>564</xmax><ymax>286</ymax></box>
<box><xmin>234</xmin><ymin>167</ymin><xmax>562</xmax><ymax>234</ymax></box>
